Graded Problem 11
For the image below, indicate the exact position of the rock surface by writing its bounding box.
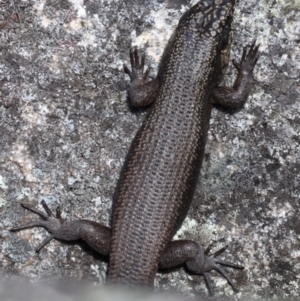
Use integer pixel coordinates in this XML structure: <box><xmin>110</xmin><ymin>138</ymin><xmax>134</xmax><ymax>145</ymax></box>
<box><xmin>1</xmin><ymin>0</ymin><xmax>300</xmax><ymax>300</ymax></box>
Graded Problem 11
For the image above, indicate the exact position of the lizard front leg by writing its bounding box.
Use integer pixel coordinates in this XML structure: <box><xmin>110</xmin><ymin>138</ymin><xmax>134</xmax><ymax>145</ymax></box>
<box><xmin>211</xmin><ymin>41</ymin><xmax>260</xmax><ymax>108</ymax></box>
<box><xmin>124</xmin><ymin>47</ymin><xmax>159</xmax><ymax>107</ymax></box>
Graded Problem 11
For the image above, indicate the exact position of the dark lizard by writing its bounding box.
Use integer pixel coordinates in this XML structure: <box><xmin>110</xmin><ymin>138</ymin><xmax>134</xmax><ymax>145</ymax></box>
<box><xmin>11</xmin><ymin>0</ymin><xmax>259</xmax><ymax>295</ymax></box>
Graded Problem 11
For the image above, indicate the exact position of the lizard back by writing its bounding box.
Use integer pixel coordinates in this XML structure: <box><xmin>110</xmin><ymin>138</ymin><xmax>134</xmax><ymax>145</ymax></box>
<box><xmin>108</xmin><ymin>0</ymin><xmax>235</xmax><ymax>286</ymax></box>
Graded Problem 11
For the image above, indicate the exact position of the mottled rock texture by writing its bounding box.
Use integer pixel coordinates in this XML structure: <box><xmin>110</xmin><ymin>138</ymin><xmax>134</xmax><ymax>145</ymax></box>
<box><xmin>1</xmin><ymin>0</ymin><xmax>299</xmax><ymax>300</ymax></box>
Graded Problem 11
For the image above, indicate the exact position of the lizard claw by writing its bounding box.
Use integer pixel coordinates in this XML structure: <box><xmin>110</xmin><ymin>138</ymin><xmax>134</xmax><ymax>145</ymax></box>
<box><xmin>124</xmin><ymin>46</ymin><xmax>150</xmax><ymax>82</ymax></box>
<box><xmin>232</xmin><ymin>40</ymin><xmax>260</xmax><ymax>74</ymax></box>
<box><xmin>201</xmin><ymin>245</ymin><xmax>244</xmax><ymax>296</ymax></box>
<box><xmin>11</xmin><ymin>200</ymin><xmax>64</xmax><ymax>252</ymax></box>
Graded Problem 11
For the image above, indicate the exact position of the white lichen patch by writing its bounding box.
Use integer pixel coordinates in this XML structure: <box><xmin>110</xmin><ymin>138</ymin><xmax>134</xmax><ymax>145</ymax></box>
<box><xmin>16</xmin><ymin>188</ymin><xmax>31</xmax><ymax>201</ymax></box>
<box><xmin>33</xmin><ymin>0</ymin><xmax>46</xmax><ymax>14</ymax></box>
<box><xmin>62</xmin><ymin>0</ymin><xmax>96</xmax><ymax>38</ymax></box>
<box><xmin>267</xmin><ymin>201</ymin><xmax>293</xmax><ymax>219</ymax></box>
<box><xmin>21</xmin><ymin>104</ymin><xmax>49</xmax><ymax>127</ymax></box>
<box><xmin>47</xmin><ymin>54</ymin><xmax>61</xmax><ymax>73</ymax></box>
<box><xmin>291</xmin><ymin>250</ymin><xmax>300</xmax><ymax>259</ymax></box>
<box><xmin>33</xmin><ymin>0</ymin><xmax>55</xmax><ymax>28</ymax></box>
<box><xmin>174</xmin><ymin>217</ymin><xmax>198</xmax><ymax>238</ymax></box>
<box><xmin>64</xmin><ymin>18</ymin><xmax>94</xmax><ymax>32</ymax></box>
<box><xmin>0</xmin><ymin>175</ymin><xmax>8</xmax><ymax>190</ymax></box>
<box><xmin>68</xmin><ymin>0</ymin><xmax>87</xmax><ymax>18</ymax></box>
<box><xmin>133</xmin><ymin>5</ymin><xmax>186</xmax><ymax>62</ymax></box>
<box><xmin>174</xmin><ymin>217</ymin><xmax>217</xmax><ymax>243</ymax></box>
<box><xmin>9</xmin><ymin>143</ymin><xmax>37</xmax><ymax>183</ymax></box>
<box><xmin>40</xmin><ymin>15</ymin><xmax>53</xmax><ymax>28</ymax></box>
<box><xmin>0</xmin><ymin>197</ymin><xmax>7</xmax><ymax>207</ymax></box>
<box><xmin>78</xmin><ymin>32</ymin><xmax>97</xmax><ymax>48</ymax></box>
<box><xmin>17</xmin><ymin>48</ymin><xmax>33</xmax><ymax>60</ymax></box>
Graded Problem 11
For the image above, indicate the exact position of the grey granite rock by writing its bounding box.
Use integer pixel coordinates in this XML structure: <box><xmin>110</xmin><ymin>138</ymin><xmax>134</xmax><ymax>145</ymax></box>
<box><xmin>0</xmin><ymin>0</ymin><xmax>299</xmax><ymax>300</ymax></box>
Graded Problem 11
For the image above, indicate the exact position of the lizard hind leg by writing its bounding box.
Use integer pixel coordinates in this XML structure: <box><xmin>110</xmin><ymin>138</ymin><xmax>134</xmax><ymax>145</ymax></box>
<box><xmin>159</xmin><ymin>240</ymin><xmax>243</xmax><ymax>296</ymax></box>
<box><xmin>11</xmin><ymin>201</ymin><xmax>112</xmax><ymax>256</ymax></box>
<box><xmin>10</xmin><ymin>200</ymin><xmax>62</xmax><ymax>252</ymax></box>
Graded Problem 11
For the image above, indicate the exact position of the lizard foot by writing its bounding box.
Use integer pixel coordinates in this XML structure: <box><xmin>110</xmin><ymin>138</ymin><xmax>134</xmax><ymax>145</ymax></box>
<box><xmin>12</xmin><ymin>201</ymin><xmax>111</xmax><ymax>256</ymax></box>
<box><xmin>232</xmin><ymin>40</ymin><xmax>260</xmax><ymax>75</ymax></box>
<box><xmin>123</xmin><ymin>46</ymin><xmax>159</xmax><ymax>107</ymax></box>
<box><xmin>194</xmin><ymin>244</ymin><xmax>244</xmax><ymax>296</ymax></box>
<box><xmin>123</xmin><ymin>46</ymin><xmax>150</xmax><ymax>83</ymax></box>
<box><xmin>160</xmin><ymin>240</ymin><xmax>244</xmax><ymax>295</ymax></box>
<box><xmin>11</xmin><ymin>200</ymin><xmax>64</xmax><ymax>252</ymax></box>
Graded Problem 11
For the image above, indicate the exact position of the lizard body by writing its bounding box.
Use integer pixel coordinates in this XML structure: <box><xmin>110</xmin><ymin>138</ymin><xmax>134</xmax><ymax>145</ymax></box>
<box><xmin>12</xmin><ymin>0</ymin><xmax>259</xmax><ymax>295</ymax></box>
